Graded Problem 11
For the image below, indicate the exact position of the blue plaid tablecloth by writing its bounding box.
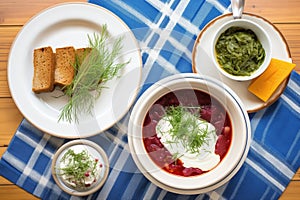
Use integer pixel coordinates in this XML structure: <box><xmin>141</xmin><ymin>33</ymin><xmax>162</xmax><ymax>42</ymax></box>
<box><xmin>1</xmin><ymin>0</ymin><xmax>300</xmax><ymax>199</ymax></box>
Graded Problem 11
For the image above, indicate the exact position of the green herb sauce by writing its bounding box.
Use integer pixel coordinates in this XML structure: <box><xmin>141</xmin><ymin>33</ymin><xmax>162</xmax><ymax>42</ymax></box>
<box><xmin>215</xmin><ymin>26</ymin><xmax>265</xmax><ymax>76</ymax></box>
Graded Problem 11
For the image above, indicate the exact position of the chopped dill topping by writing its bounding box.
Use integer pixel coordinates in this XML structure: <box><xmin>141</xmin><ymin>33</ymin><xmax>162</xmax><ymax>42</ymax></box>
<box><xmin>159</xmin><ymin>106</ymin><xmax>213</xmax><ymax>156</ymax></box>
<box><xmin>57</xmin><ymin>149</ymin><xmax>100</xmax><ymax>188</ymax></box>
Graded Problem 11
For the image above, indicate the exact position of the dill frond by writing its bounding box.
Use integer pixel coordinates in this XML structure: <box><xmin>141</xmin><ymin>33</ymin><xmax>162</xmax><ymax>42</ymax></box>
<box><xmin>58</xmin><ymin>24</ymin><xmax>130</xmax><ymax>123</ymax></box>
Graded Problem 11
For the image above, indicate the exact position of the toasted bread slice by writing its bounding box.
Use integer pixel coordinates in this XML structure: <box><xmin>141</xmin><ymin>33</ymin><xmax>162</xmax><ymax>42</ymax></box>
<box><xmin>54</xmin><ymin>46</ymin><xmax>75</xmax><ymax>87</ymax></box>
<box><xmin>76</xmin><ymin>48</ymin><xmax>92</xmax><ymax>66</ymax></box>
<box><xmin>32</xmin><ymin>47</ymin><xmax>55</xmax><ymax>93</ymax></box>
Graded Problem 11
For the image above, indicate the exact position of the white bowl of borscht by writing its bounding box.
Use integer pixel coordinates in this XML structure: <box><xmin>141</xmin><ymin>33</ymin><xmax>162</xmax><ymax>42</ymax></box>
<box><xmin>128</xmin><ymin>73</ymin><xmax>251</xmax><ymax>194</ymax></box>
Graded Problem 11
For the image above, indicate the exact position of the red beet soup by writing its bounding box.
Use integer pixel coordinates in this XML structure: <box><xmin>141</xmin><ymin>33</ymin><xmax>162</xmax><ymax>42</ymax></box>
<box><xmin>142</xmin><ymin>89</ymin><xmax>232</xmax><ymax>177</ymax></box>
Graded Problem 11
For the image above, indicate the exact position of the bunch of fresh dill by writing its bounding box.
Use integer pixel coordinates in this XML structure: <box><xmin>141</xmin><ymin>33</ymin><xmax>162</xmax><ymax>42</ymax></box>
<box><xmin>59</xmin><ymin>24</ymin><xmax>129</xmax><ymax>123</ymax></box>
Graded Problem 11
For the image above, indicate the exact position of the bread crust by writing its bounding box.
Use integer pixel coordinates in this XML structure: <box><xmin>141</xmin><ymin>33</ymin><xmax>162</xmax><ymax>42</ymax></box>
<box><xmin>54</xmin><ymin>46</ymin><xmax>76</xmax><ymax>87</ymax></box>
<box><xmin>32</xmin><ymin>47</ymin><xmax>55</xmax><ymax>93</ymax></box>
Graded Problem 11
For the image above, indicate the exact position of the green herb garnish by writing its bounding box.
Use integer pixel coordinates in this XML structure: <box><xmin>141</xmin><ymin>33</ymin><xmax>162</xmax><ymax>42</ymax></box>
<box><xmin>58</xmin><ymin>149</ymin><xmax>99</xmax><ymax>188</ymax></box>
<box><xmin>158</xmin><ymin>106</ymin><xmax>212</xmax><ymax>156</ymax></box>
<box><xmin>215</xmin><ymin>26</ymin><xmax>265</xmax><ymax>76</ymax></box>
<box><xmin>59</xmin><ymin>24</ymin><xmax>130</xmax><ymax>123</ymax></box>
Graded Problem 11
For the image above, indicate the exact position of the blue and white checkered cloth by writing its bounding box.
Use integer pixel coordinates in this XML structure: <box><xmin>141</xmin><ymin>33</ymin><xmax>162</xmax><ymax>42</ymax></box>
<box><xmin>1</xmin><ymin>0</ymin><xmax>299</xmax><ymax>199</ymax></box>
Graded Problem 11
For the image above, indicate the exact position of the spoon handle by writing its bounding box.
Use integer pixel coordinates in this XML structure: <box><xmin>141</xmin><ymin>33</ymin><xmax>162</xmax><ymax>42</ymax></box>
<box><xmin>232</xmin><ymin>0</ymin><xmax>245</xmax><ymax>19</ymax></box>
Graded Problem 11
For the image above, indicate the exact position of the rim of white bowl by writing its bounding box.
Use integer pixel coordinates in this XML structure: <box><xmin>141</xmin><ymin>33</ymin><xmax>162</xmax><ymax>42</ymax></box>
<box><xmin>212</xmin><ymin>18</ymin><xmax>272</xmax><ymax>81</ymax></box>
<box><xmin>128</xmin><ymin>73</ymin><xmax>251</xmax><ymax>192</ymax></box>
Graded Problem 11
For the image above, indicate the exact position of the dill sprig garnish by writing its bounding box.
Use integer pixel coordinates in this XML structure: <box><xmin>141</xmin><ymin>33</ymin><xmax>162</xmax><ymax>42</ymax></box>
<box><xmin>160</xmin><ymin>106</ymin><xmax>212</xmax><ymax>155</ymax></box>
<box><xmin>58</xmin><ymin>149</ymin><xmax>99</xmax><ymax>188</ymax></box>
<box><xmin>58</xmin><ymin>24</ymin><xmax>130</xmax><ymax>123</ymax></box>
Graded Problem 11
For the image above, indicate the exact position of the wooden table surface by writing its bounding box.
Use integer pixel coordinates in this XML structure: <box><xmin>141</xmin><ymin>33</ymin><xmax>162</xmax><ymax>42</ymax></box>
<box><xmin>0</xmin><ymin>0</ymin><xmax>299</xmax><ymax>199</ymax></box>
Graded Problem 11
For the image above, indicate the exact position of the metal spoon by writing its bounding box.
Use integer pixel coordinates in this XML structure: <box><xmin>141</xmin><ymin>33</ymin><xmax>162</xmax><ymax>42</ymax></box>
<box><xmin>231</xmin><ymin>0</ymin><xmax>245</xmax><ymax>19</ymax></box>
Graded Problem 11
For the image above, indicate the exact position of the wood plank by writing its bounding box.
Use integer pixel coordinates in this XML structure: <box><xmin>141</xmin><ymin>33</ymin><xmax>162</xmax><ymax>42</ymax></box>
<box><xmin>275</xmin><ymin>24</ymin><xmax>300</xmax><ymax>72</ymax></box>
<box><xmin>0</xmin><ymin>146</ymin><xmax>6</xmax><ymax>157</ymax></box>
<box><xmin>0</xmin><ymin>0</ymin><xmax>299</xmax><ymax>25</ymax></box>
<box><xmin>280</xmin><ymin>181</ymin><xmax>300</xmax><ymax>200</ymax></box>
<box><xmin>0</xmin><ymin>26</ymin><xmax>21</xmax><ymax>98</ymax></box>
<box><xmin>0</xmin><ymin>176</ymin><xmax>11</xmax><ymax>185</ymax></box>
<box><xmin>244</xmin><ymin>0</ymin><xmax>300</xmax><ymax>23</ymax></box>
<box><xmin>0</xmin><ymin>185</ymin><xmax>39</xmax><ymax>200</ymax></box>
<box><xmin>0</xmin><ymin>0</ymin><xmax>85</xmax><ymax>26</ymax></box>
<box><xmin>294</xmin><ymin>168</ymin><xmax>300</xmax><ymax>181</ymax></box>
<box><xmin>0</xmin><ymin>98</ymin><xmax>23</xmax><ymax>146</ymax></box>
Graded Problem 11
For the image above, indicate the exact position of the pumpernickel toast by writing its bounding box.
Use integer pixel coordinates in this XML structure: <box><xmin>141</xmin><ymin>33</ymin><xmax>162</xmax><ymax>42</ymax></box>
<box><xmin>54</xmin><ymin>46</ymin><xmax>76</xmax><ymax>87</ymax></box>
<box><xmin>32</xmin><ymin>47</ymin><xmax>55</xmax><ymax>93</ymax></box>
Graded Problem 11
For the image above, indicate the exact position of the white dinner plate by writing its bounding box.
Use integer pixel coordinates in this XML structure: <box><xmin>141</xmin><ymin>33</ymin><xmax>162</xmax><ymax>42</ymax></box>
<box><xmin>8</xmin><ymin>3</ymin><xmax>142</xmax><ymax>138</ymax></box>
<box><xmin>192</xmin><ymin>13</ymin><xmax>292</xmax><ymax>113</ymax></box>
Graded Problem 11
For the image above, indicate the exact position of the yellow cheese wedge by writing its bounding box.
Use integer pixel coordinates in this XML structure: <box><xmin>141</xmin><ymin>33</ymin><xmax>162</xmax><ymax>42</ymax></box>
<box><xmin>248</xmin><ymin>58</ymin><xmax>296</xmax><ymax>102</ymax></box>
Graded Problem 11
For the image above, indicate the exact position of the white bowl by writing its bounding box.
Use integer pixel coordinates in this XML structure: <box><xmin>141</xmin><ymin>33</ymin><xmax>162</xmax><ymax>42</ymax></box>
<box><xmin>51</xmin><ymin>140</ymin><xmax>109</xmax><ymax>196</ymax></box>
<box><xmin>128</xmin><ymin>73</ymin><xmax>251</xmax><ymax>194</ymax></box>
<box><xmin>212</xmin><ymin>18</ymin><xmax>272</xmax><ymax>81</ymax></box>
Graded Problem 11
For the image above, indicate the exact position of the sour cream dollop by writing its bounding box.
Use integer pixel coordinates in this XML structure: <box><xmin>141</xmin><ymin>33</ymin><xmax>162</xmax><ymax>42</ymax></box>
<box><xmin>59</xmin><ymin>148</ymin><xmax>102</xmax><ymax>189</ymax></box>
<box><xmin>156</xmin><ymin>114</ymin><xmax>220</xmax><ymax>171</ymax></box>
